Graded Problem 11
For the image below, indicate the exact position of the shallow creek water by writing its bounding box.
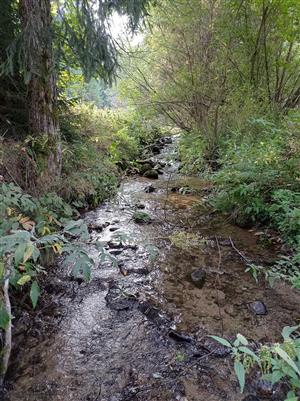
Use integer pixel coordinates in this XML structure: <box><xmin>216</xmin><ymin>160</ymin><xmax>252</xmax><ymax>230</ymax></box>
<box><xmin>4</xmin><ymin>138</ymin><xmax>300</xmax><ymax>401</ymax></box>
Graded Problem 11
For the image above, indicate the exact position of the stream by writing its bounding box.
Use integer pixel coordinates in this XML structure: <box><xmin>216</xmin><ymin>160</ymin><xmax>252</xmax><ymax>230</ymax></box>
<box><xmin>3</xmin><ymin>136</ymin><xmax>300</xmax><ymax>401</ymax></box>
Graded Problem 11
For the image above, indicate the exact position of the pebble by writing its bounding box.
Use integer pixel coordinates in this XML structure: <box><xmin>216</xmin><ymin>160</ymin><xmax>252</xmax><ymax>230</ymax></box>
<box><xmin>109</xmin><ymin>226</ymin><xmax>120</xmax><ymax>232</ymax></box>
<box><xmin>249</xmin><ymin>301</ymin><xmax>267</xmax><ymax>315</ymax></box>
<box><xmin>135</xmin><ymin>203</ymin><xmax>146</xmax><ymax>209</ymax></box>
<box><xmin>190</xmin><ymin>268</ymin><xmax>206</xmax><ymax>289</ymax></box>
<box><xmin>144</xmin><ymin>184</ymin><xmax>156</xmax><ymax>193</ymax></box>
<box><xmin>255</xmin><ymin>379</ymin><xmax>273</xmax><ymax>398</ymax></box>
<box><xmin>109</xmin><ymin>249</ymin><xmax>123</xmax><ymax>256</ymax></box>
<box><xmin>169</xmin><ymin>329</ymin><xmax>193</xmax><ymax>343</ymax></box>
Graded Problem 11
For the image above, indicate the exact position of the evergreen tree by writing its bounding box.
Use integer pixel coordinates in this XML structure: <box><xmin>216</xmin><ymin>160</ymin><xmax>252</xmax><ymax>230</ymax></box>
<box><xmin>1</xmin><ymin>0</ymin><xmax>151</xmax><ymax>179</ymax></box>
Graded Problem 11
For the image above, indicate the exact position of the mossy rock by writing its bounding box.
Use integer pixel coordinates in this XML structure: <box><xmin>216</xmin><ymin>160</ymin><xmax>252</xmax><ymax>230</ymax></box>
<box><xmin>143</xmin><ymin>169</ymin><xmax>159</xmax><ymax>179</ymax></box>
<box><xmin>133</xmin><ymin>211</ymin><xmax>152</xmax><ymax>224</ymax></box>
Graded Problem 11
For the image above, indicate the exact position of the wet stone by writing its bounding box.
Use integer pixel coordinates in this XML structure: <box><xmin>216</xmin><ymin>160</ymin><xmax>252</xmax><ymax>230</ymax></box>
<box><xmin>139</xmin><ymin>163</ymin><xmax>153</xmax><ymax>175</ymax></box>
<box><xmin>143</xmin><ymin>169</ymin><xmax>159</xmax><ymax>179</ymax></box>
<box><xmin>249</xmin><ymin>301</ymin><xmax>268</xmax><ymax>316</ymax></box>
<box><xmin>190</xmin><ymin>268</ymin><xmax>206</xmax><ymax>289</ymax></box>
<box><xmin>88</xmin><ymin>222</ymin><xmax>108</xmax><ymax>232</ymax></box>
<box><xmin>179</xmin><ymin>187</ymin><xmax>192</xmax><ymax>195</ymax></box>
<box><xmin>107</xmin><ymin>240</ymin><xmax>123</xmax><ymax>249</ymax></box>
<box><xmin>109</xmin><ymin>226</ymin><xmax>120</xmax><ymax>232</ymax></box>
<box><xmin>105</xmin><ymin>287</ymin><xmax>138</xmax><ymax>311</ymax></box>
<box><xmin>152</xmin><ymin>145</ymin><xmax>161</xmax><ymax>154</ymax></box>
<box><xmin>169</xmin><ymin>329</ymin><xmax>193</xmax><ymax>343</ymax></box>
<box><xmin>144</xmin><ymin>184</ymin><xmax>156</xmax><ymax>193</ymax></box>
<box><xmin>110</xmin><ymin>249</ymin><xmax>123</xmax><ymax>256</ymax></box>
<box><xmin>255</xmin><ymin>379</ymin><xmax>273</xmax><ymax>398</ymax></box>
<box><xmin>138</xmin><ymin>301</ymin><xmax>170</xmax><ymax>327</ymax></box>
<box><xmin>135</xmin><ymin>202</ymin><xmax>146</xmax><ymax>209</ymax></box>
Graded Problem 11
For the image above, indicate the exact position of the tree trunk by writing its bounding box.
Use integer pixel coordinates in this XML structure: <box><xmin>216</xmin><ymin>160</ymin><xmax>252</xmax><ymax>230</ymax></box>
<box><xmin>20</xmin><ymin>0</ymin><xmax>62</xmax><ymax>179</ymax></box>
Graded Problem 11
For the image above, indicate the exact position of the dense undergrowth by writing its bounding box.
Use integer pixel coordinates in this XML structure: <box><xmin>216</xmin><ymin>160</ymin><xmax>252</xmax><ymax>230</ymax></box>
<box><xmin>178</xmin><ymin>112</ymin><xmax>300</xmax><ymax>282</ymax></box>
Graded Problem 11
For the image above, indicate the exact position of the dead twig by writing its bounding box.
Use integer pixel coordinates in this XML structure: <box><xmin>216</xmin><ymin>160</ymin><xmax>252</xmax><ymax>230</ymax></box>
<box><xmin>229</xmin><ymin>237</ymin><xmax>251</xmax><ymax>264</ymax></box>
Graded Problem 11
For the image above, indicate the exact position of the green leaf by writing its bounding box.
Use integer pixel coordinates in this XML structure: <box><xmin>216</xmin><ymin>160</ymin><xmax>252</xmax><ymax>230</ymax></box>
<box><xmin>23</xmin><ymin>242</ymin><xmax>34</xmax><ymax>263</ymax></box>
<box><xmin>0</xmin><ymin>302</ymin><xmax>10</xmax><ymax>330</ymax></box>
<box><xmin>282</xmin><ymin>325</ymin><xmax>300</xmax><ymax>340</ymax></box>
<box><xmin>17</xmin><ymin>274</ymin><xmax>31</xmax><ymax>286</ymax></box>
<box><xmin>209</xmin><ymin>335</ymin><xmax>232</xmax><ymax>348</ymax></box>
<box><xmin>237</xmin><ymin>334</ymin><xmax>248</xmax><ymax>346</ymax></box>
<box><xmin>239</xmin><ymin>346</ymin><xmax>260</xmax><ymax>363</ymax></box>
<box><xmin>274</xmin><ymin>346</ymin><xmax>300</xmax><ymax>375</ymax></box>
<box><xmin>284</xmin><ymin>391</ymin><xmax>298</xmax><ymax>401</ymax></box>
<box><xmin>270</xmin><ymin>369</ymin><xmax>285</xmax><ymax>384</ymax></box>
<box><xmin>234</xmin><ymin>360</ymin><xmax>245</xmax><ymax>393</ymax></box>
<box><xmin>0</xmin><ymin>260</ymin><xmax>4</xmax><ymax>279</ymax></box>
<box><xmin>30</xmin><ymin>281</ymin><xmax>40</xmax><ymax>309</ymax></box>
<box><xmin>14</xmin><ymin>242</ymin><xmax>27</xmax><ymax>265</ymax></box>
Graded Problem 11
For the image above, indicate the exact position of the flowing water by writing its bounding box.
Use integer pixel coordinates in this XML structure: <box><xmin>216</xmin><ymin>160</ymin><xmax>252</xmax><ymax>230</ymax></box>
<box><xmin>4</xmin><ymin>137</ymin><xmax>300</xmax><ymax>401</ymax></box>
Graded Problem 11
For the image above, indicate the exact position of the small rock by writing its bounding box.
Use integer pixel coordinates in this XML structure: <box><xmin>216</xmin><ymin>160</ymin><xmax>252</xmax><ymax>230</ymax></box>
<box><xmin>139</xmin><ymin>163</ymin><xmax>153</xmax><ymax>175</ymax></box>
<box><xmin>152</xmin><ymin>145</ymin><xmax>161</xmax><ymax>154</ymax></box>
<box><xmin>169</xmin><ymin>329</ymin><xmax>193</xmax><ymax>343</ymax></box>
<box><xmin>112</xmin><ymin>219</ymin><xmax>120</xmax><ymax>224</ymax></box>
<box><xmin>109</xmin><ymin>249</ymin><xmax>123</xmax><ymax>256</ymax></box>
<box><xmin>138</xmin><ymin>301</ymin><xmax>170</xmax><ymax>327</ymax></box>
<box><xmin>107</xmin><ymin>240</ymin><xmax>123</xmax><ymax>249</ymax></box>
<box><xmin>88</xmin><ymin>222</ymin><xmax>107</xmax><ymax>232</ymax></box>
<box><xmin>109</xmin><ymin>226</ymin><xmax>120</xmax><ymax>232</ymax></box>
<box><xmin>144</xmin><ymin>184</ymin><xmax>156</xmax><ymax>193</ymax></box>
<box><xmin>218</xmin><ymin>238</ymin><xmax>231</xmax><ymax>246</ymax></box>
<box><xmin>190</xmin><ymin>268</ymin><xmax>206</xmax><ymax>289</ymax></box>
<box><xmin>135</xmin><ymin>202</ymin><xmax>146</xmax><ymax>209</ymax></box>
<box><xmin>143</xmin><ymin>169</ymin><xmax>159</xmax><ymax>179</ymax></box>
<box><xmin>179</xmin><ymin>187</ymin><xmax>192</xmax><ymax>195</ymax></box>
<box><xmin>249</xmin><ymin>301</ymin><xmax>267</xmax><ymax>316</ymax></box>
<box><xmin>255</xmin><ymin>379</ymin><xmax>273</xmax><ymax>398</ymax></box>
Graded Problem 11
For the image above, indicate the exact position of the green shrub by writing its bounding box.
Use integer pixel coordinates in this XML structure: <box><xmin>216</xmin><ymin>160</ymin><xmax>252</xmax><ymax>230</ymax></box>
<box><xmin>211</xmin><ymin>326</ymin><xmax>300</xmax><ymax>400</ymax></box>
<box><xmin>211</xmin><ymin>117</ymin><xmax>300</xmax><ymax>228</ymax></box>
<box><xmin>109</xmin><ymin>127</ymin><xmax>139</xmax><ymax>163</ymax></box>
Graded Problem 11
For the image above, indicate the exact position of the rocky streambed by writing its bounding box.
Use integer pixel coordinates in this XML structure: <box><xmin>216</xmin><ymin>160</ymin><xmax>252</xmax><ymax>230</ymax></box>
<box><xmin>3</xmin><ymin>136</ymin><xmax>300</xmax><ymax>401</ymax></box>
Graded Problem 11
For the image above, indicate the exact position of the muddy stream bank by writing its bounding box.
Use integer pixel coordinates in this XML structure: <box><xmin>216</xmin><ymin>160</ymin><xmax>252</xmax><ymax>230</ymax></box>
<box><xmin>3</xmin><ymin>137</ymin><xmax>300</xmax><ymax>401</ymax></box>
